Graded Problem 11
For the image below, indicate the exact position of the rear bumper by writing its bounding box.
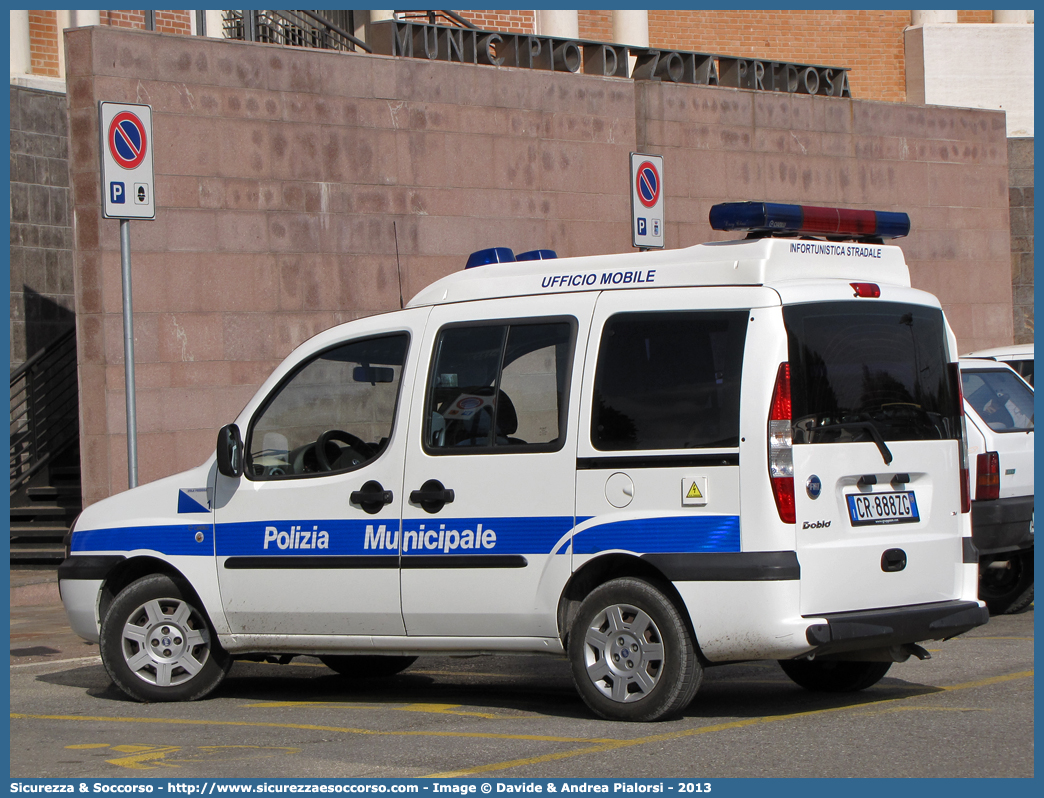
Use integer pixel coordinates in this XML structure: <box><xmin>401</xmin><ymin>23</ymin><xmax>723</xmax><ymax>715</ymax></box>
<box><xmin>804</xmin><ymin>599</ymin><xmax>988</xmax><ymax>657</ymax></box>
<box><xmin>971</xmin><ymin>495</ymin><xmax>1033</xmax><ymax>555</ymax></box>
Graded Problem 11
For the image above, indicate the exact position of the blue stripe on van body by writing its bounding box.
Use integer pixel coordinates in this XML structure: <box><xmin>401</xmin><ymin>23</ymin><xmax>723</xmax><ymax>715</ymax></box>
<box><xmin>71</xmin><ymin>523</ymin><xmax>211</xmax><ymax>556</ymax></box>
<box><xmin>573</xmin><ymin>515</ymin><xmax>740</xmax><ymax>554</ymax></box>
<box><xmin>71</xmin><ymin>514</ymin><xmax>740</xmax><ymax>558</ymax></box>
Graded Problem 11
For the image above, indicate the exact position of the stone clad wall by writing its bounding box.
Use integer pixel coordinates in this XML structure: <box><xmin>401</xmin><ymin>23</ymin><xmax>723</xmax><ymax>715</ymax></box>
<box><xmin>64</xmin><ymin>26</ymin><xmax>1012</xmax><ymax>505</ymax></box>
<box><xmin>9</xmin><ymin>85</ymin><xmax>75</xmax><ymax>369</ymax></box>
<box><xmin>1008</xmin><ymin>138</ymin><xmax>1034</xmax><ymax>344</ymax></box>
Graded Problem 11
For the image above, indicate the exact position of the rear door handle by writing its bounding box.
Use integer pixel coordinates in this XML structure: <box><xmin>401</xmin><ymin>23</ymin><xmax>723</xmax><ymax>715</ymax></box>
<box><xmin>410</xmin><ymin>479</ymin><xmax>455</xmax><ymax>513</ymax></box>
<box><xmin>350</xmin><ymin>480</ymin><xmax>394</xmax><ymax>515</ymax></box>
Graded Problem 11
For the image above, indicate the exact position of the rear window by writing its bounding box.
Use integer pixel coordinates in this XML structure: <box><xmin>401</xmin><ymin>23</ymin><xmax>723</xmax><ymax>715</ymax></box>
<box><xmin>591</xmin><ymin>311</ymin><xmax>748</xmax><ymax>450</ymax></box>
<box><xmin>962</xmin><ymin>368</ymin><xmax>1034</xmax><ymax>432</ymax></box>
<box><xmin>783</xmin><ymin>302</ymin><xmax>961</xmax><ymax>444</ymax></box>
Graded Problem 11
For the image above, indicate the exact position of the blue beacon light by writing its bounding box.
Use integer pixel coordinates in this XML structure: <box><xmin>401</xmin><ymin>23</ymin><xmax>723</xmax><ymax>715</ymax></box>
<box><xmin>516</xmin><ymin>249</ymin><xmax>558</xmax><ymax>261</ymax></box>
<box><xmin>465</xmin><ymin>247</ymin><xmax>516</xmax><ymax>269</ymax></box>
<box><xmin>709</xmin><ymin>202</ymin><xmax>910</xmax><ymax>240</ymax></box>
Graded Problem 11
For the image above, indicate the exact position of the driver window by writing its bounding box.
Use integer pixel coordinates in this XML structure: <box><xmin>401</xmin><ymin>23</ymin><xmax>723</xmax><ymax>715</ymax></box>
<box><xmin>247</xmin><ymin>334</ymin><xmax>409</xmax><ymax>479</ymax></box>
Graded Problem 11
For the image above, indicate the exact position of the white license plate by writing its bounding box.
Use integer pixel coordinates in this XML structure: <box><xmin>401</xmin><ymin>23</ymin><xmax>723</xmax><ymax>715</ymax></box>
<box><xmin>846</xmin><ymin>491</ymin><xmax>919</xmax><ymax>526</ymax></box>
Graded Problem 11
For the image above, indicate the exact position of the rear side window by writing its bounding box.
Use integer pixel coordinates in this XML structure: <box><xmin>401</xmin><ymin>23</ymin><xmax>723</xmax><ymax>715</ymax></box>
<box><xmin>591</xmin><ymin>311</ymin><xmax>748</xmax><ymax>450</ymax></box>
<box><xmin>1007</xmin><ymin>359</ymin><xmax>1034</xmax><ymax>387</ymax></box>
<box><xmin>962</xmin><ymin>369</ymin><xmax>1034</xmax><ymax>432</ymax></box>
<box><xmin>425</xmin><ymin>319</ymin><xmax>575</xmax><ymax>453</ymax></box>
<box><xmin>784</xmin><ymin>302</ymin><xmax>961</xmax><ymax>444</ymax></box>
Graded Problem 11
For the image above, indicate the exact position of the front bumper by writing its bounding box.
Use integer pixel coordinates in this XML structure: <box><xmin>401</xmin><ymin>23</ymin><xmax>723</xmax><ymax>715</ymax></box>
<box><xmin>57</xmin><ymin>555</ymin><xmax>126</xmax><ymax>643</ymax></box>
<box><xmin>971</xmin><ymin>494</ymin><xmax>1033</xmax><ymax>555</ymax></box>
<box><xmin>804</xmin><ymin>599</ymin><xmax>989</xmax><ymax>657</ymax></box>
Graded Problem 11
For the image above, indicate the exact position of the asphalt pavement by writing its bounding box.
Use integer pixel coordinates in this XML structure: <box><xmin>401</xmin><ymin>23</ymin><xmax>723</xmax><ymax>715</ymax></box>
<box><xmin>9</xmin><ymin>568</ymin><xmax>1035</xmax><ymax>779</ymax></box>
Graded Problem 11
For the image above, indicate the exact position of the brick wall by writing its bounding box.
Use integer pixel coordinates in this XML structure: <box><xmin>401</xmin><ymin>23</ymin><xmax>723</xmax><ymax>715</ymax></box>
<box><xmin>1008</xmin><ymin>139</ymin><xmax>1034</xmax><ymax>344</ymax></box>
<box><xmin>9</xmin><ymin>86</ymin><xmax>75</xmax><ymax>369</ymax></box>
<box><xmin>457</xmin><ymin>10</ymin><xmax>534</xmax><ymax>34</ymax></box>
<box><xmin>28</xmin><ymin>10</ymin><xmax>60</xmax><ymax>77</ymax></box>
<box><xmin>578</xmin><ymin>10</ymin><xmax>612</xmax><ymax>42</ymax></box>
<box><xmin>64</xmin><ymin>27</ymin><xmax>1012</xmax><ymax>504</ymax></box>
<box><xmin>645</xmin><ymin>10</ymin><xmax>910</xmax><ymax>103</ymax></box>
<box><xmin>25</xmin><ymin>10</ymin><xmax>193</xmax><ymax>76</ymax></box>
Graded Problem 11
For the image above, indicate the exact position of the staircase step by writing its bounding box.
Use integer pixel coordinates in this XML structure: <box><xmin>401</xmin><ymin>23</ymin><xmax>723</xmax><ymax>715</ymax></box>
<box><xmin>11</xmin><ymin>506</ymin><xmax>73</xmax><ymax>520</ymax></box>
<box><xmin>9</xmin><ymin>544</ymin><xmax>66</xmax><ymax>564</ymax></box>
<box><xmin>10</xmin><ymin>524</ymin><xmax>71</xmax><ymax>538</ymax></box>
<box><xmin>26</xmin><ymin>485</ymin><xmax>81</xmax><ymax>501</ymax></box>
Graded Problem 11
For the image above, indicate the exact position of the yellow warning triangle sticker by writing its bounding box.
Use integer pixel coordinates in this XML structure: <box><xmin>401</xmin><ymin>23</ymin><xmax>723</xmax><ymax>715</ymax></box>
<box><xmin>686</xmin><ymin>481</ymin><xmax>703</xmax><ymax>499</ymax></box>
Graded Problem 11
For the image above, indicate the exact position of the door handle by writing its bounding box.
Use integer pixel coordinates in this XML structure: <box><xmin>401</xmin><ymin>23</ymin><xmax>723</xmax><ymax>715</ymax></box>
<box><xmin>350</xmin><ymin>480</ymin><xmax>394</xmax><ymax>515</ymax></box>
<box><xmin>409</xmin><ymin>479</ymin><xmax>455</xmax><ymax>514</ymax></box>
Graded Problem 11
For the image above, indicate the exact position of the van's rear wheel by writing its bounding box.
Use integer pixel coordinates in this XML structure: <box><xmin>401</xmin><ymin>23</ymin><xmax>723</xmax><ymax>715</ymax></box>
<box><xmin>568</xmin><ymin>578</ymin><xmax>701</xmax><ymax>722</ymax></box>
<box><xmin>779</xmin><ymin>658</ymin><xmax>892</xmax><ymax>692</ymax></box>
<box><xmin>979</xmin><ymin>550</ymin><xmax>1034</xmax><ymax>615</ymax></box>
<box><xmin>100</xmin><ymin>574</ymin><xmax>230</xmax><ymax>702</ymax></box>
<box><xmin>319</xmin><ymin>655</ymin><xmax>417</xmax><ymax>678</ymax></box>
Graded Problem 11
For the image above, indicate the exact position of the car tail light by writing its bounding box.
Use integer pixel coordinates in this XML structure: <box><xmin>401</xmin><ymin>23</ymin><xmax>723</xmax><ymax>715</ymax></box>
<box><xmin>951</xmin><ymin>362</ymin><xmax>971</xmax><ymax>513</ymax></box>
<box><xmin>850</xmin><ymin>282</ymin><xmax>881</xmax><ymax>298</ymax></box>
<box><xmin>975</xmin><ymin>452</ymin><xmax>1000</xmax><ymax>501</ymax></box>
<box><xmin>768</xmin><ymin>362</ymin><xmax>795</xmax><ymax>524</ymax></box>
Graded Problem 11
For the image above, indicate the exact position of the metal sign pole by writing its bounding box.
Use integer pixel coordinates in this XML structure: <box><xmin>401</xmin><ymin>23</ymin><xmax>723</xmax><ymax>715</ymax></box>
<box><xmin>100</xmin><ymin>100</ymin><xmax>153</xmax><ymax>489</ymax></box>
<box><xmin>120</xmin><ymin>219</ymin><xmax>138</xmax><ymax>488</ymax></box>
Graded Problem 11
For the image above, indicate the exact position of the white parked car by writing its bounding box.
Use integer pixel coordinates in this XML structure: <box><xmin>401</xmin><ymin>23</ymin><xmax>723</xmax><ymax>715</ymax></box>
<box><xmin>58</xmin><ymin>202</ymin><xmax>989</xmax><ymax>719</ymax></box>
<box><xmin>960</xmin><ymin>358</ymin><xmax>1034</xmax><ymax>614</ymax></box>
<box><xmin>963</xmin><ymin>343</ymin><xmax>1034</xmax><ymax>386</ymax></box>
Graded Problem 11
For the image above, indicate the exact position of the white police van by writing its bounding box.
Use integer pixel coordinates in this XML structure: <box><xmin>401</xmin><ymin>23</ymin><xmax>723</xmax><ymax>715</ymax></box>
<box><xmin>59</xmin><ymin>202</ymin><xmax>988</xmax><ymax>721</ymax></box>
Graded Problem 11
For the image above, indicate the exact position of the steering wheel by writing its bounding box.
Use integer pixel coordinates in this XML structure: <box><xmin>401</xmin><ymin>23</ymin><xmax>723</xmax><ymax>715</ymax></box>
<box><xmin>314</xmin><ymin>429</ymin><xmax>376</xmax><ymax>472</ymax></box>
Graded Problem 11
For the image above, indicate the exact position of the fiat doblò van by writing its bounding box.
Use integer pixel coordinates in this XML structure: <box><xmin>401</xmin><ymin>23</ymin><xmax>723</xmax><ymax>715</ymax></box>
<box><xmin>59</xmin><ymin>202</ymin><xmax>988</xmax><ymax>721</ymax></box>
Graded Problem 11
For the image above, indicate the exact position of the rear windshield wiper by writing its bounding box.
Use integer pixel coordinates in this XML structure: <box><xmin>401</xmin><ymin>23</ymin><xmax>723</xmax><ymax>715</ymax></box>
<box><xmin>806</xmin><ymin>420</ymin><xmax>893</xmax><ymax>465</ymax></box>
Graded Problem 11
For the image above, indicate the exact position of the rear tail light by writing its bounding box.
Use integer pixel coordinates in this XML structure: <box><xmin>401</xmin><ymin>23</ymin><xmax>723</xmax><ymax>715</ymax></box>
<box><xmin>850</xmin><ymin>282</ymin><xmax>881</xmax><ymax>298</ymax></box>
<box><xmin>975</xmin><ymin>452</ymin><xmax>1000</xmax><ymax>501</ymax></box>
<box><xmin>768</xmin><ymin>362</ymin><xmax>795</xmax><ymax>524</ymax></box>
<box><xmin>951</xmin><ymin>362</ymin><xmax>971</xmax><ymax>513</ymax></box>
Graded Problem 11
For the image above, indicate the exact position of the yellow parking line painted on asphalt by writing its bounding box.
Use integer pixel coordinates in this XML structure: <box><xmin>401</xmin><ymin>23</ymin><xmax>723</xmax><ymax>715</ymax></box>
<box><xmin>425</xmin><ymin>669</ymin><xmax>1034</xmax><ymax>777</ymax></box>
<box><xmin>10</xmin><ymin>713</ymin><xmax>616</xmax><ymax>744</ymax></box>
<box><xmin>12</xmin><ymin>669</ymin><xmax>1032</xmax><ymax>776</ymax></box>
<box><xmin>962</xmin><ymin>636</ymin><xmax>1034</xmax><ymax>641</ymax></box>
<box><xmin>854</xmin><ymin>706</ymin><xmax>990</xmax><ymax>717</ymax></box>
<box><xmin>245</xmin><ymin>700</ymin><xmax>526</xmax><ymax>719</ymax></box>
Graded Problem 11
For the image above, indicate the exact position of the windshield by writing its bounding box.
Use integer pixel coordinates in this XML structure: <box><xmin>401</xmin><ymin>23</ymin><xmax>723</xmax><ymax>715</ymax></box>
<box><xmin>962</xmin><ymin>368</ymin><xmax>1034</xmax><ymax>432</ymax></box>
<box><xmin>783</xmin><ymin>301</ymin><xmax>961</xmax><ymax>444</ymax></box>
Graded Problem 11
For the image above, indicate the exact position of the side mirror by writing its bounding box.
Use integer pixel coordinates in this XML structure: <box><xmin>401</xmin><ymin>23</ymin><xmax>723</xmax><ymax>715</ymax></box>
<box><xmin>216</xmin><ymin>424</ymin><xmax>244</xmax><ymax>478</ymax></box>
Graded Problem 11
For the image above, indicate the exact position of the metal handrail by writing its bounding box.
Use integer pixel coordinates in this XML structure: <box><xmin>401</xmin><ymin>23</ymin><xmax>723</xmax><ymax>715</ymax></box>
<box><xmin>396</xmin><ymin>10</ymin><xmax>477</xmax><ymax>29</ymax></box>
<box><xmin>225</xmin><ymin>10</ymin><xmax>372</xmax><ymax>54</ymax></box>
<box><xmin>10</xmin><ymin>326</ymin><xmax>79</xmax><ymax>495</ymax></box>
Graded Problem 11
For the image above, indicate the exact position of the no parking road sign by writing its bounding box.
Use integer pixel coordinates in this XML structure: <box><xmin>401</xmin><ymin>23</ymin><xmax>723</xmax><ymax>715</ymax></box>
<box><xmin>100</xmin><ymin>101</ymin><xmax>155</xmax><ymax>220</ymax></box>
<box><xmin>630</xmin><ymin>152</ymin><xmax>663</xmax><ymax>249</ymax></box>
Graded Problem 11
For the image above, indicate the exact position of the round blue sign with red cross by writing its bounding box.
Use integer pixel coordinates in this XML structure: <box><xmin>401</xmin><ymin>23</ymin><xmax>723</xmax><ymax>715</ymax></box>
<box><xmin>635</xmin><ymin>160</ymin><xmax>660</xmax><ymax>208</ymax></box>
<box><xmin>108</xmin><ymin>111</ymin><xmax>148</xmax><ymax>170</ymax></box>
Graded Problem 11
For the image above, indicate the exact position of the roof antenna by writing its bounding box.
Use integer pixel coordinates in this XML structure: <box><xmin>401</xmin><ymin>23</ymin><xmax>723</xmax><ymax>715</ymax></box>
<box><xmin>393</xmin><ymin>220</ymin><xmax>404</xmax><ymax>309</ymax></box>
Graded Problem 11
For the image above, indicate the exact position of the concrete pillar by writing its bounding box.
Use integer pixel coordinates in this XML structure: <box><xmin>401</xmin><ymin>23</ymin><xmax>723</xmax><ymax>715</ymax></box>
<box><xmin>536</xmin><ymin>10</ymin><xmax>579</xmax><ymax>39</ymax></box>
<box><xmin>203</xmin><ymin>10</ymin><xmax>226</xmax><ymax>37</ymax></box>
<box><xmin>370</xmin><ymin>11</ymin><xmax>395</xmax><ymax>23</ymax></box>
<box><xmin>992</xmin><ymin>10</ymin><xmax>1031</xmax><ymax>23</ymax></box>
<box><xmin>10</xmin><ymin>9</ymin><xmax>31</xmax><ymax>77</ymax></box>
<box><xmin>612</xmin><ymin>10</ymin><xmax>649</xmax><ymax>77</ymax></box>
<box><xmin>910</xmin><ymin>10</ymin><xmax>958</xmax><ymax>25</ymax></box>
<box><xmin>56</xmin><ymin>10</ymin><xmax>99</xmax><ymax>79</ymax></box>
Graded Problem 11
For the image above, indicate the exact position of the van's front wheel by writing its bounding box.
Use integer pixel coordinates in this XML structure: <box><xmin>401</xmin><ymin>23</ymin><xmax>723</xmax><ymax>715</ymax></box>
<box><xmin>100</xmin><ymin>574</ymin><xmax>230</xmax><ymax>702</ymax></box>
<box><xmin>568</xmin><ymin>578</ymin><xmax>701</xmax><ymax>722</ymax></box>
<box><xmin>779</xmin><ymin>658</ymin><xmax>892</xmax><ymax>692</ymax></box>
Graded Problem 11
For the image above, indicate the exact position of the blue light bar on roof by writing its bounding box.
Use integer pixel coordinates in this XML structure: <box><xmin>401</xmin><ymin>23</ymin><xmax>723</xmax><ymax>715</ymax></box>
<box><xmin>516</xmin><ymin>249</ymin><xmax>558</xmax><ymax>261</ymax></box>
<box><xmin>709</xmin><ymin>202</ymin><xmax>910</xmax><ymax>240</ymax></box>
<box><xmin>465</xmin><ymin>247</ymin><xmax>516</xmax><ymax>269</ymax></box>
